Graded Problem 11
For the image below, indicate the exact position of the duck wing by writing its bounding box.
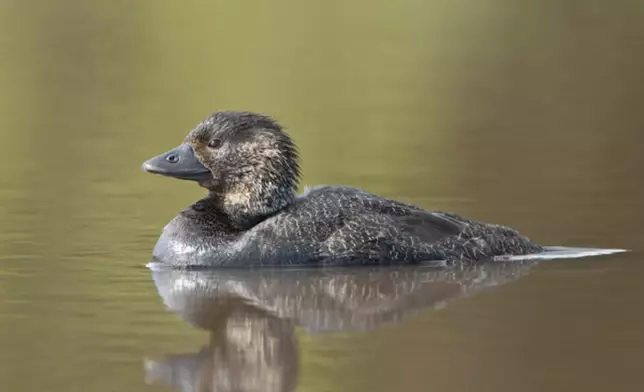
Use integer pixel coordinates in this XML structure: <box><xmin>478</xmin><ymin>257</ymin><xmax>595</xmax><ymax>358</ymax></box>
<box><xmin>320</xmin><ymin>205</ymin><xmax>468</xmax><ymax>265</ymax></box>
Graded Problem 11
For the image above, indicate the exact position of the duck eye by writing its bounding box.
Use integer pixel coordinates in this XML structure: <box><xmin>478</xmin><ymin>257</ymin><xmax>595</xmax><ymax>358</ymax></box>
<box><xmin>208</xmin><ymin>139</ymin><xmax>222</xmax><ymax>149</ymax></box>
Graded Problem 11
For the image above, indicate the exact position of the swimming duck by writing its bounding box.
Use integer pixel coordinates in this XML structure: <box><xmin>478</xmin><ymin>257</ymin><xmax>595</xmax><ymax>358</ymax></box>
<box><xmin>142</xmin><ymin>111</ymin><xmax>542</xmax><ymax>267</ymax></box>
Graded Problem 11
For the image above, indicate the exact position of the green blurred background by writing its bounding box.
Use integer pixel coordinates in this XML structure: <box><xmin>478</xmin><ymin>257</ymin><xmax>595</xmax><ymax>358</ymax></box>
<box><xmin>0</xmin><ymin>1</ymin><xmax>643</xmax><ymax>391</ymax></box>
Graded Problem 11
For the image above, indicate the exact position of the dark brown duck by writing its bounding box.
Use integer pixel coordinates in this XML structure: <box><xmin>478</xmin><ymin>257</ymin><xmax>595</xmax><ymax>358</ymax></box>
<box><xmin>142</xmin><ymin>111</ymin><xmax>543</xmax><ymax>267</ymax></box>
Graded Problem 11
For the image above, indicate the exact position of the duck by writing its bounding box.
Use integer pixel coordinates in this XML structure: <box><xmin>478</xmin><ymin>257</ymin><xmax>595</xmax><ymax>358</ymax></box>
<box><xmin>142</xmin><ymin>111</ymin><xmax>543</xmax><ymax>267</ymax></box>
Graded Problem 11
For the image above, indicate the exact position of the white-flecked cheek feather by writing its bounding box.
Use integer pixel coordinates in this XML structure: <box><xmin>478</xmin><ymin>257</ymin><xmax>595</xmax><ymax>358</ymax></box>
<box><xmin>224</xmin><ymin>191</ymin><xmax>253</xmax><ymax>210</ymax></box>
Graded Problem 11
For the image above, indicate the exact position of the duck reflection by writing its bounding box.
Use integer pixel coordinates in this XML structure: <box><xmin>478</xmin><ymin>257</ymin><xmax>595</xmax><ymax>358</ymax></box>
<box><xmin>144</xmin><ymin>261</ymin><xmax>538</xmax><ymax>392</ymax></box>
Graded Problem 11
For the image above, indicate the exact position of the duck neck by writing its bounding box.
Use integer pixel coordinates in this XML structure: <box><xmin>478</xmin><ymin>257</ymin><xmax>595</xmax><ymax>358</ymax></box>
<box><xmin>208</xmin><ymin>176</ymin><xmax>297</xmax><ymax>230</ymax></box>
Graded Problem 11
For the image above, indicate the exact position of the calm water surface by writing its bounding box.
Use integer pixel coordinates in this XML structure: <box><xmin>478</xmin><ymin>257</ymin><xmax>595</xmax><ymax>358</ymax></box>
<box><xmin>1</xmin><ymin>1</ymin><xmax>643</xmax><ymax>392</ymax></box>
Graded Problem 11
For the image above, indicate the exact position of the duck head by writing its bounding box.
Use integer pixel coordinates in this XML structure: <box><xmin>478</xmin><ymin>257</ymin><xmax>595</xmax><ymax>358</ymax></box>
<box><xmin>143</xmin><ymin>111</ymin><xmax>301</xmax><ymax>227</ymax></box>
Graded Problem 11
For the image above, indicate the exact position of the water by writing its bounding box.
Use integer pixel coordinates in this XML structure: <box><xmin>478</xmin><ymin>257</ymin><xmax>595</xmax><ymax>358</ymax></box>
<box><xmin>1</xmin><ymin>1</ymin><xmax>643</xmax><ymax>391</ymax></box>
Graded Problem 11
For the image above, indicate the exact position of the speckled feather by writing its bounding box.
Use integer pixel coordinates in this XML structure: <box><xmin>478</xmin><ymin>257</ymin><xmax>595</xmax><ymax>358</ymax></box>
<box><xmin>151</xmin><ymin>112</ymin><xmax>543</xmax><ymax>267</ymax></box>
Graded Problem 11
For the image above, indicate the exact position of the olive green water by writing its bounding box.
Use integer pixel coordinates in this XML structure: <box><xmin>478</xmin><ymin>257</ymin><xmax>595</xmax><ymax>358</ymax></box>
<box><xmin>1</xmin><ymin>1</ymin><xmax>643</xmax><ymax>391</ymax></box>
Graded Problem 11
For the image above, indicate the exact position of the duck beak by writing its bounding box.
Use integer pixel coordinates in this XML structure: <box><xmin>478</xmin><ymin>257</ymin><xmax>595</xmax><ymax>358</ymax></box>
<box><xmin>142</xmin><ymin>144</ymin><xmax>211</xmax><ymax>181</ymax></box>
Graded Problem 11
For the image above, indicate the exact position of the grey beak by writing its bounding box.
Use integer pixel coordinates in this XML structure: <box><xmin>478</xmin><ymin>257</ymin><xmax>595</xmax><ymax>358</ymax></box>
<box><xmin>142</xmin><ymin>144</ymin><xmax>211</xmax><ymax>181</ymax></box>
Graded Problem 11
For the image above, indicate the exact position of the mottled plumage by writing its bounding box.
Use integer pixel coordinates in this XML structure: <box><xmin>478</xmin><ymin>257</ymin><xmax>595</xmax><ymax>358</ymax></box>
<box><xmin>143</xmin><ymin>111</ymin><xmax>543</xmax><ymax>267</ymax></box>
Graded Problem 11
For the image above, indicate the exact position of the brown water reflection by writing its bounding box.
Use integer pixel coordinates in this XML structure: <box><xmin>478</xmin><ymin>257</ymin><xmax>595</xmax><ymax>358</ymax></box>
<box><xmin>145</xmin><ymin>263</ymin><xmax>539</xmax><ymax>392</ymax></box>
<box><xmin>0</xmin><ymin>1</ymin><xmax>643</xmax><ymax>392</ymax></box>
